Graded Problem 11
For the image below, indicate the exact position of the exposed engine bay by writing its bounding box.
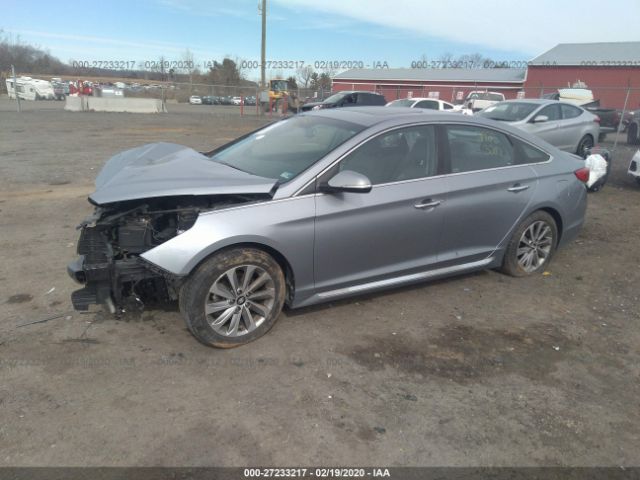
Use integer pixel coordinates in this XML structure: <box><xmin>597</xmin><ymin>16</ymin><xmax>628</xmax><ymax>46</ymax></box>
<box><xmin>68</xmin><ymin>194</ymin><xmax>269</xmax><ymax>313</ymax></box>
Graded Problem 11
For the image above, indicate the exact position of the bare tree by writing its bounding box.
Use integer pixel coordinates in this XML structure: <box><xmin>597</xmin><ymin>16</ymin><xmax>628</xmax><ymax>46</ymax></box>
<box><xmin>296</xmin><ymin>65</ymin><xmax>314</xmax><ymax>88</ymax></box>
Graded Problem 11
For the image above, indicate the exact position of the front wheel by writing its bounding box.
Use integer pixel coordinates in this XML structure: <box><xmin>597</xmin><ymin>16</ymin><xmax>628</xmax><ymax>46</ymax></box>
<box><xmin>179</xmin><ymin>248</ymin><xmax>286</xmax><ymax>348</ymax></box>
<box><xmin>500</xmin><ymin>211</ymin><xmax>558</xmax><ymax>277</ymax></box>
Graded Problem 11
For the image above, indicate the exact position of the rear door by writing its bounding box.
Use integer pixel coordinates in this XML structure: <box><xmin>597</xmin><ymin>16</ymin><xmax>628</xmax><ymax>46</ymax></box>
<box><xmin>560</xmin><ymin>103</ymin><xmax>586</xmax><ymax>151</ymax></box>
<box><xmin>525</xmin><ymin>104</ymin><xmax>564</xmax><ymax>148</ymax></box>
<box><xmin>438</xmin><ymin>125</ymin><xmax>541</xmax><ymax>264</ymax></box>
<box><xmin>314</xmin><ymin>125</ymin><xmax>447</xmax><ymax>292</ymax></box>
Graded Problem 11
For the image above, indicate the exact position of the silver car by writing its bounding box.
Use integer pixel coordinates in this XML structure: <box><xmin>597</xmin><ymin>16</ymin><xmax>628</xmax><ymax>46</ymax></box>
<box><xmin>477</xmin><ymin>99</ymin><xmax>600</xmax><ymax>156</ymax></box>
<box><xmin>68</xmin><ymin>108</ymin><xmax>589</xmax><ymax>347</ymax></box>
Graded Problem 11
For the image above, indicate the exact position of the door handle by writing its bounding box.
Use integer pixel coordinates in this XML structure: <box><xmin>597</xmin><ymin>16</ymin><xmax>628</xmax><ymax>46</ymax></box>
<box><xmin>414</xmin><ymin>199</ymin><xmax>441</xmax><ymax>209</ymax></box>
<box><xmin>507</xmin><ymin>184</ymin><xmax>530</xmax><ymax>193</ymax></box>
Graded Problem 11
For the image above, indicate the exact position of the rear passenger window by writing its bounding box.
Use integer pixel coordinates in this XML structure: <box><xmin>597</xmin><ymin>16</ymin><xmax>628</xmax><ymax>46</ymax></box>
<box><xmin>446</xmin><ymin>126</ymin><xmax>514</xmax><ymax>173</ymax></box>
<box><xmin>416</xmin><ymin>100</ymin><xmax>439</xmax><ymax>110</ymax></box>
<box><xmin>561</xmin><ymin>104</ymin><xmax>582</xmax><ymax>119</ymax></box>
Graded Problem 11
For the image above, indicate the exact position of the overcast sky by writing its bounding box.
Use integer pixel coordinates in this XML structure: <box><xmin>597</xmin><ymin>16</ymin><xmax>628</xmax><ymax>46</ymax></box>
<box><xmin>3</xmin><ymin>0</ymin><xmax>639</xmax><ymax>79</ymax></box>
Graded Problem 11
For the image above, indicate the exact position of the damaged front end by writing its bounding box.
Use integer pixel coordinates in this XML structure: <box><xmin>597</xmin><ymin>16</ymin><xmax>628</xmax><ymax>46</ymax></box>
<box><xmin>67</xmin><ymin>194</ymin><xmax>266</xmax><ymax>313</ymax></box>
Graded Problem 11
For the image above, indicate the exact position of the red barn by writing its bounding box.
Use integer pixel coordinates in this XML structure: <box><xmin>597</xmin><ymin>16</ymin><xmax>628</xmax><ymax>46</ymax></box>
<box><xmin>331</xmin><ymin>68</ymin><xmax>527</xmax><ymax>104</ymax></box>
<box><xmin>520</xmin><ymin>42</ymin><xmax>639</xmax><ymax>110</ymax></box>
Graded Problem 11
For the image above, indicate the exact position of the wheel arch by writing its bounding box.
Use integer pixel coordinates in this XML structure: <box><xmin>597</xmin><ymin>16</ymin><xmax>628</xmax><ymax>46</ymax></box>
<box><xmin>537</xmin><ymin>206</ymin><xmax>564</xmax><ymax>243</ymax></box>
<box><xmin>189</xmin><ymin>241</ymin><xmax>296</xmax><ymax>306</ymax></box>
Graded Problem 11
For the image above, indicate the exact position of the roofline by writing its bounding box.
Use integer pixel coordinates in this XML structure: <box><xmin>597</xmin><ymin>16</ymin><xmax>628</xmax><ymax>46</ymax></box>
<box><xmin>333</xmin><ymin>80</ymin><xmax>525</xmax><ymax>89</ymax></box>
<box><xmin>528</xmin><ymin>63</ymin><xmax>640</xmax><ymax>67</ymax></box>
<box><xmin>333</xmin><ymin>77</ymin><xmax>526</xmax><ymax>84</ymax></box>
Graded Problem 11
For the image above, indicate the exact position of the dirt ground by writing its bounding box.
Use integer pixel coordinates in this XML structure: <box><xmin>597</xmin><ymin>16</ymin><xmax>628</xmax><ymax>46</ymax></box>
<box><xmin>1</xmin><ymin>98</ymin><xmax>639</xmax><ymax>467</ymax></box>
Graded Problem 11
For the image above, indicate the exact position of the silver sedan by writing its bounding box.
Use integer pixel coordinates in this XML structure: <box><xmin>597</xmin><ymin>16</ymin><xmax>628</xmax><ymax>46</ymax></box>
<box><xmin>68</xmin><ymin>108</ymin><xmax>589</xmax><ymax>347</ymax></box>
<box><xmin>477</xmin><ymin>99</ymin><xmax>600</xmax><ymax>156</ymax></box>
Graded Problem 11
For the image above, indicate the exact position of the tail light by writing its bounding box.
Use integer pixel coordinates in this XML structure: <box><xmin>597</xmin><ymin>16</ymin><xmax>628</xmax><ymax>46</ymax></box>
<box><xmin>593</xmin><ymin>115</ymin><xmax>601</xmax><ymax>123</ymax></box>
<box><xmin>574</xmin><ymin>167</ymin><xmax>590</xmax><ymax>183</ymax></box>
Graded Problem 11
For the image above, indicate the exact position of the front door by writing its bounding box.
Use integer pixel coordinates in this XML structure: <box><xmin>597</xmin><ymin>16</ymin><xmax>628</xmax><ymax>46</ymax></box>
<box><xmin>314</xmin><ymin>125</ymin><xmax>448</xmax><ymax>293</ymax></box>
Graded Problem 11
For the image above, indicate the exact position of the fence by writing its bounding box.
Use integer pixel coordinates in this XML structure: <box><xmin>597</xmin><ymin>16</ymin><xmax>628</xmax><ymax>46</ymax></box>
<box><xmin>118</xmin><ymin>82</ymin><xmax>332</xmax><ymax>115</ymax></box>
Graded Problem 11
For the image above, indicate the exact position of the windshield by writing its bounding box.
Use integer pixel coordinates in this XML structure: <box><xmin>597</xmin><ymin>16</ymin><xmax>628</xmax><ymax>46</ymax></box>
<box><xmin>387</xmin><ymin>99</ymin><xmax>414</xmax><ymax>107</ymax></box>
<box><xmin>323</xmin><ymin>92</ymin><xmax>347</xmax><ymax>104</ymax></box>
<box><xmin>209</xmin><ymin>116</ymin><xmax>365</xmax><ymax>182</ymax></box>
<box><xmin>478</xmin><ymin>102</ymin><xmax>539</xmax><ymax>122</ymax></box>
<box><xmin>271</xmin><ymin>80</ymin><xmax>288</xmax><ymax>92</ymax></box>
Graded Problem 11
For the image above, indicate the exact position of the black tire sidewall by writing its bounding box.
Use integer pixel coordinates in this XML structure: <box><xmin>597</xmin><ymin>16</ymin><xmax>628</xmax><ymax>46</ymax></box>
<box><xmin>577</xmin><ymin>135</ymin><xmax>593</xmax><ymax>157</ymax></box>
<box><xmin>179</xmin><ymin>248</ymin><xmax>286</xmax><ymax>348</ymax></box>
<box><xmin>501</xmin><ymin>211</ymin><xmax>558</xmax><ymax>277</ymax></box>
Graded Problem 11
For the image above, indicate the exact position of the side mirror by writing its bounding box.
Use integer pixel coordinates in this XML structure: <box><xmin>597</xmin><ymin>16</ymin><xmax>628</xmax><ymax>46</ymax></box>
<box><xmin>322</xmin><ymin>170</ymin><xmax>372</xmax><ymax>194</ymax></box>
<box><xmin>532</xmin><ymin>115</ymin><xmax>549</xmax><ymax>123</ymax></box>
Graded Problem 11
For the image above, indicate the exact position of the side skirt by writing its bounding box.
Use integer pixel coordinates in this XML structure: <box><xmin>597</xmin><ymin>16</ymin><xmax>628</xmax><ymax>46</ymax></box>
<box><xmin>293</xmin><ymin>257</ymin><xmax>496</xmax><ymax>309</ymax></box>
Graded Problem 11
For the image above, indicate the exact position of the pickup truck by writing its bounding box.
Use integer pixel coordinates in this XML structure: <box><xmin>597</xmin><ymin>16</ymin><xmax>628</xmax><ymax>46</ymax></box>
<box><xmin>464</xmin><ymin>91</ymin><xmax>505</xmax><ymax>112</ymax></box>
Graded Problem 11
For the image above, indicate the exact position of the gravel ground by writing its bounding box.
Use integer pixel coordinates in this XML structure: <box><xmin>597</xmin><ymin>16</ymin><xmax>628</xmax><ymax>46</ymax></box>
<box><xmin>0</xmin><ymin>98</ymin><xmax>639</xmax><ymax>467</ymax></box>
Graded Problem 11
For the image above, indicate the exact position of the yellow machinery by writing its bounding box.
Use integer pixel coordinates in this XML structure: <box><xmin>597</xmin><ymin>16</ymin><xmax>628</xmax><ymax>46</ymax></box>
<box><xmin>259</xmin><ymin>79</ymin><xmax>290</xmax><ymax>112</ymax></box>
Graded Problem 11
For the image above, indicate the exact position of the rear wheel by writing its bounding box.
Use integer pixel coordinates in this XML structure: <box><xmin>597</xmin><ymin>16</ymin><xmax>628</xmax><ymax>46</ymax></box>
<box><xmin>179</xmin><ymin>248</ymin><xmax>286</xmax><ymax>348</ymax></box>
<box><xmin>577</xmin><ymin>135</ymin><xmax>594</xmax><ymax>157</ymax></box>
<box><xmin>500</xmin><ymin>211</ymin><xmax>558</xmax><ymax>277</ymax></box>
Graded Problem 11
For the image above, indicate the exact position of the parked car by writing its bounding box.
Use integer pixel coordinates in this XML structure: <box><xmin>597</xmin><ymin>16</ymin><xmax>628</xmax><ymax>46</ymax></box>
<box><xmin>386</xmin><ymin>97</ymin><xmax>473</xmax><ymax>115</ymax></box>
<box><xmin>628</xmin><ymin>149</ymin><xmax>640</xmax><ymax>185</ymax></box>
<box><xmin>67</xmin><ymin>108</ymin><xmax>588</xmax><ymax>348</ymax></box>
<box><xmin>627</xmin><ymin>111</ymin><xmax>640</xmax><ymax>145</ymax></box>
<box><xmin>478</xmin><ymin>99</ymin><xmax>600</xmax><ymax>156</ymax></box>
<box><xmin>231</xmin><ymin>96</ymin><xmax>242</xmax><ymax>106</ymax></box>
<box><xmin>300</xmin><ymin>91</ymin><xmax>386</xmax><ymax>111</ymax></box>
<box><xmin>189</xmin><ymin>95</ymin><xmax>202</xmax><ymax>105</ymax></box>
<box><xmin>244</xmin><ymin>96</ymin><xmax>257</xmax><ymax>106</ymax></box>
<box><xmin>386</xmin><ymin>97</ymin><xmax>455</xmax><ymax>110</ymax></box>
<box><xmin>464</xmin><ymin>91</ymin><xmax>505</xmax><ymax>112</ymax></box>
<box><xmin>201</xmin><ymin>96</ymin><xmax>214</xmax><ymax>105</ymax></box>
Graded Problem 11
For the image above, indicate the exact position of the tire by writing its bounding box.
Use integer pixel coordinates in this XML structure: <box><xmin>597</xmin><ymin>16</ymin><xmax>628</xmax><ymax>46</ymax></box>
<box><xmin>500</xmin><ymin>211</ymin><xmax>558</xmax><ymax>277</ymax></box>
<box><xmin>628</xmin><ymin>124</ymin><xmax>640</xmax><ymax>145</ymax></box>
<box><xmin>576</xmin><ymin>135</ymin><xmax>594</xmax><ymax>157</ymax></box>
<box><xmin>635</xmin><ymin>177</ymin><xmax>640</xmax><ymax>187</ymax></box>
<box><xmin>179</xmin><ymin>248</ymin><xmax>286</xmax><ymax>348</ymax></box>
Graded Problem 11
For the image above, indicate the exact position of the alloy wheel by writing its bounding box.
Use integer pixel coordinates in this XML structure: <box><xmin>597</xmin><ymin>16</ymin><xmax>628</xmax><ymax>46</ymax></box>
<box><xmin>516</xmin><ymin>221</ymin><xmax>553</xmax><ymax>273</ymax></box>
<box><xmin>205</xmin><ymin>265</ymin><xmax>276</xmax><ymax>337</ymax></box>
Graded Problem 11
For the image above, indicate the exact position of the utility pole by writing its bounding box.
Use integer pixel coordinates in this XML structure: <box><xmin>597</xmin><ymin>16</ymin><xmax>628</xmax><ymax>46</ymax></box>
<box><xmin>11</xmin><ymin>65</ymin><xmax>21</xmax><ymax>113</ymax></box>
<box><xmin>260</xmin><ymin>0</ymin><xmax>266</xmax><ymax>89</ymax></box>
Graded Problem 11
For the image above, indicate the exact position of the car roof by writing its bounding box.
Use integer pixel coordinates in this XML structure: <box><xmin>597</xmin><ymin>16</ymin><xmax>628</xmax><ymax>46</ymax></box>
<box><xmin>498</xmin><ymin>98</ymin><xmax>559</xmax><ymax>105</ymax></box>
<box><xmin>334</xmin><ymin>90</ymin><xmax>384</xmax><ymax>96</ymax></box>
<box><xmin>391</xmin><ymin>97</ymin><xmax>442</xmax><ymax>102</ymax></box>
<box><xmin>299</xmin><ymin>107</ymin><xmax>562</xmax><ymax>147</ymax></box>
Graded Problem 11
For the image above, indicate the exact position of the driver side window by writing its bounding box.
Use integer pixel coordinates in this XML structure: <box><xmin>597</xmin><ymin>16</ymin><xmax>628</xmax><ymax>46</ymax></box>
<box><xmin>338</xmin><ymin>126</ymin><xmax>438</xmax><ymax>185</ymax></box>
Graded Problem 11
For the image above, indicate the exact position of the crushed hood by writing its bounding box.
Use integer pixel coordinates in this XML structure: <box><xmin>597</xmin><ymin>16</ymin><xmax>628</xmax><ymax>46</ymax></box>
<box><xmin>90</xmin><ymin>142</ymin><xmax>277</xmax><ymax>205</ymax></box>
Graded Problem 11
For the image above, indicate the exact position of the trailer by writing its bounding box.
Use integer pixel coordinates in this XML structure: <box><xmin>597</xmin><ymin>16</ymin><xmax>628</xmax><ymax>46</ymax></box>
<box><xmin>6</xmin><ymin>76</ymin><xmax>55</xmax><ymax>101</ymax></box>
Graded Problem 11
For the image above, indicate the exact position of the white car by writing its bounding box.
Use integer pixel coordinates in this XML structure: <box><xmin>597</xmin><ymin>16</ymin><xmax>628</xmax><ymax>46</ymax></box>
<box><xmin>386</xmin><ymin>97</ymin><xmax>472</xmax><ymax>115</ymax></box>
<box><xmin>231</xmin><ymin>96</ymin><xmax>242</xmax><ymax>106</ymax></box>
<box><xmin>189</xmin><ymin>96</ymin><xmax>202</xmax><ymax>105</ymax></box>
<box><xmin>629</xmin><ymin>150</ymin><xmax>640</xmax><ymax>186</ymax></box>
